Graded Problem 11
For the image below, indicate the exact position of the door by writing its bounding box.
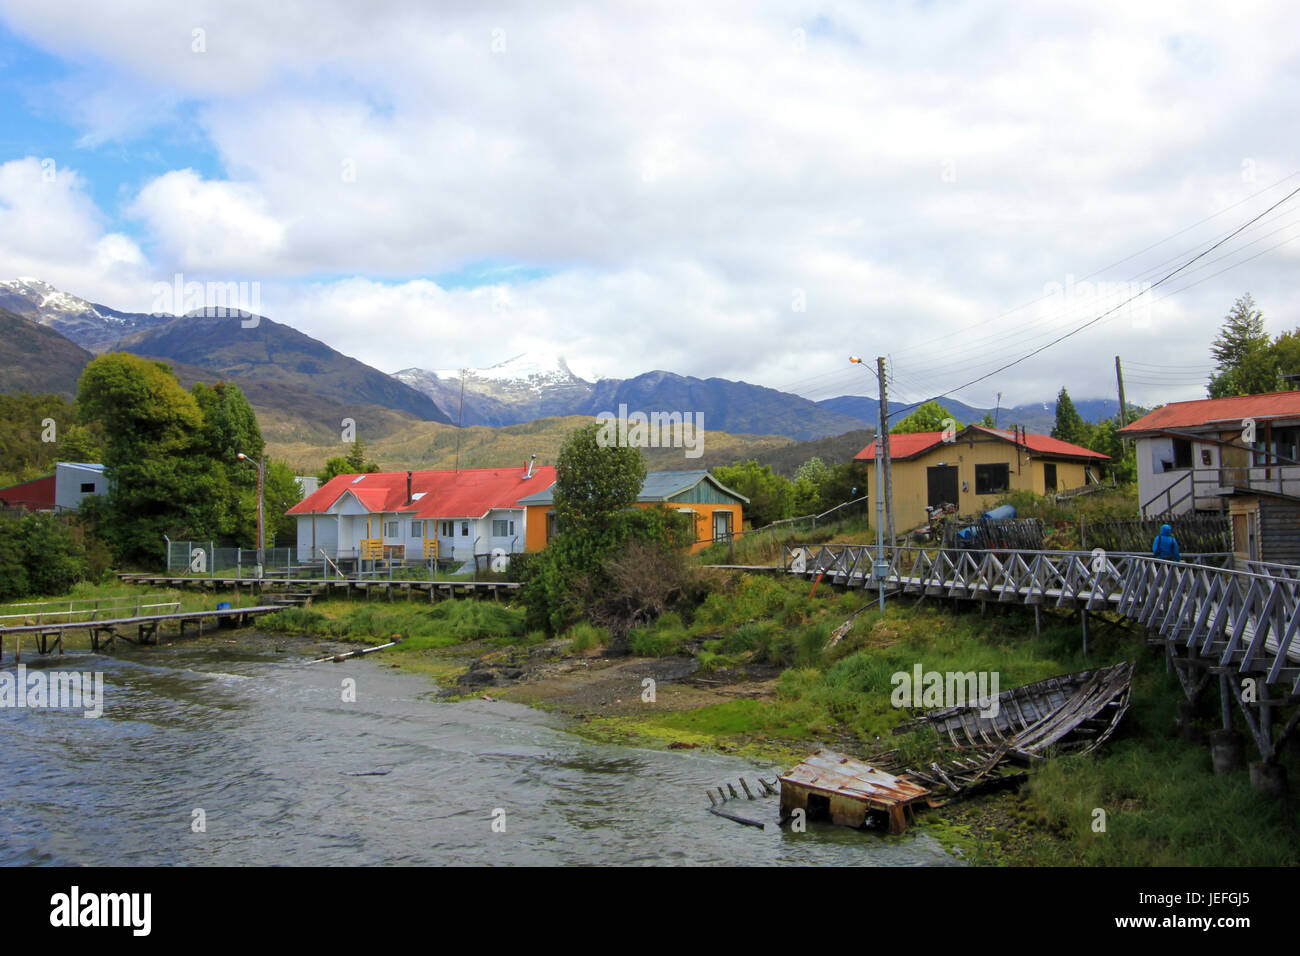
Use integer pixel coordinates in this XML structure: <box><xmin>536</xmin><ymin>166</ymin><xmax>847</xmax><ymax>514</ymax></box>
<box><xmin>1043</xmin><ymin>463</ymin><xmax>1057</xmax><ymax>493</ymax></box>
<box><xmin>712</xmin><ymin>510</ymin><xmax>733</xmax><ymax>543</ymax></box>
<box><xmin>927</xmin><ymin>465</ymin><xmax>959</xmax><ymax>509</ymax></box>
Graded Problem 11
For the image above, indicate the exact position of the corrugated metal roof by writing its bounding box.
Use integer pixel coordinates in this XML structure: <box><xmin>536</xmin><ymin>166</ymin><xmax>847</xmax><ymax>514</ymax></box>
<box><xmin>1120</xmin><ymin>391</ymin><xmax>1300</xmax><ymax>434</ymax></box>
<box><xmin>287</xmin><ymin>466</ymin><xmax>557</xmax><ymax>519</ymax></box>
<box><xmin>855</xmin><ymin>426</ymin><xmax>1107</xmax><ymax>461</ymax></box>
<box><xmin>517</xmin><ymin>470</ymin><xmax>749</xmax><ymax>506</ymax></box>
<box><xmin>779</xmin><ymin>749</ymin><xmax>928</xmax><ymax>805</ymax></box>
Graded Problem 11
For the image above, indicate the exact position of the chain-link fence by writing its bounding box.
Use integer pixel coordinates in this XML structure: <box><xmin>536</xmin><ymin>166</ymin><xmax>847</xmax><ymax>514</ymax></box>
<box><xmin>165</xmin><ymin>540</ymin><xmax>296</xmax><ymax>577</ymax></box>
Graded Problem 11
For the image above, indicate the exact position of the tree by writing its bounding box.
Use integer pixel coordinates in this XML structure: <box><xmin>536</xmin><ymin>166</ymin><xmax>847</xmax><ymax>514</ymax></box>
<box><xmin>553</xmin><ymin>421</ymin><xmax>647</xmax><ymax>534</ymax></box>
<box><xmin>77</xmin><ymin>355</ymin><xmax>208</xmax><ymax>564</ymax></box>
<box><xmin>1051</xmin><ymin>388</ymin><xmax>1086</xmax><ymax>445</ymax></box>
<box><xmin>1208</xmin><ymin>294</ymin><xmax>1279</xmax><ymax>397</ymax></box>
<box><xmin>892</xmin><ymin>401</ymin><xmax>963</xmax><ymax>434</ymax></box>
<box><xmin>319</xmin><ymin>435</ymin><xmax>380</xmax><ymax>484</ymax></box>
<box><xmin>978</xmin><ymin>412</ymin><xmax>997</xmax><ymax>427</ymax></box>
<box><xmin>712</xmin><ymin>460</ymin><xmax>794</xmax><ymax>527</ymax></box>
<box><xmin>792</xmin><ymin>457</ymin><xmax>830</xmax><ymax>515</ymax></box>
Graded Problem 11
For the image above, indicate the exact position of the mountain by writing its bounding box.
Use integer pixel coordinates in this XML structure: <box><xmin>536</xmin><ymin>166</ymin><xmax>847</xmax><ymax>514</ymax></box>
<box><xmin>113</xmin><ymin>313</ymin><xmax>451</xmax><ymax>423</ymax></box>
<box><xmin>815</xmin><ymin>395</ymin><xmax>1120</xmax><ymax>435</ymax></box>
<box><xmin>0</xmin><ymin>306</ymin><xmax>93</xmax><ymax>398</ymax></box>
<box><xmin>396</xmin><ymin>357</ymin><xmax>869</xmax><ymax>441</ymax></box>
<box><xmin>393</xmin><ymin>354</ymin><xmax>594</xmax><ymax>426</ymax></box>
<box><xmin>584</xmin><ymin>371</ymin><xmax>866</xmax><ymax>441</ymax></box>
<box><xmin>0</xmin><ymin>278</ymin><xmax>174</xmax><ymax>352</ymax></box>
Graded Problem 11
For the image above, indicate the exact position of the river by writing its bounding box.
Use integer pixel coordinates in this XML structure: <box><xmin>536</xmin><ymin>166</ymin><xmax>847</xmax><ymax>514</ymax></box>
<box><xmin>0</xmin><ymin>637</ymin><xmax>960</xmax><ymax>866</ymax></box>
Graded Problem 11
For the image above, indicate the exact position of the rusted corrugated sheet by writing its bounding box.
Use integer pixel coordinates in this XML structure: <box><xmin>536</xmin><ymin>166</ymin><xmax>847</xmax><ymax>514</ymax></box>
<box><xmin>779</xmin><ymin>749</ymin><xmax>929</xmax><ymax>834</ymax></box>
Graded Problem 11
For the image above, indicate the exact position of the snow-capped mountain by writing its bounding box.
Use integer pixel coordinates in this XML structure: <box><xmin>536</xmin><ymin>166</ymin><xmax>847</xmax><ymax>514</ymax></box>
<box><xmin>393</xmin><ymin>353</ymin><xmax>596</xmax><ymax>426</ymax></box>
<box><xmin>0</xmin><ymin>277</ymin><xmax>173</xmax><ymax>351</ymax></box>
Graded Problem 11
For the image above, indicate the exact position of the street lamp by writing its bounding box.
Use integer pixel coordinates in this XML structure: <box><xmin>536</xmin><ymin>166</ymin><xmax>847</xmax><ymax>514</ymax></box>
<box><xmin>850</xmin><ymin>357</ymin><xmax>887</xmax><ymax>611</ymax></box>
<box><xmin>236</xmin><ymin>452</ymin><xmax>265</xmax><ymax>579</ymax></box>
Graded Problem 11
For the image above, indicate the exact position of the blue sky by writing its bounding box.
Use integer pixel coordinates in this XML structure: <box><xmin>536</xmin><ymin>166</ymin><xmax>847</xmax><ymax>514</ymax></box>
<box><xmin>0</xmin><ymin>1</ymin><xmax>1298</xmax><ymax>406</ymax></box>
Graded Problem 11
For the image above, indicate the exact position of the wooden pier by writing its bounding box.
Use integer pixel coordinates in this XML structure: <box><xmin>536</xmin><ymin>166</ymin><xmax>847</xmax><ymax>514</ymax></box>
<box><xmin>0</xmin><ymin>604</ymin><xmax>285</xmax><ymax>658</ymax></box>
<box><xmin>118</xmin><ymin>573</ymin><xmax>520</xmax><ymax>602</ymax></box>
<box><xmin>786</xmin><ymin>544</ymin><xmax>1300</xmax><ymax>769</ymax></box>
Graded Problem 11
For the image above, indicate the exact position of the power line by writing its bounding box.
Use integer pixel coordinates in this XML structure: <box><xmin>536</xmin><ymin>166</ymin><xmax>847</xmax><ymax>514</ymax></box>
<box><xmin>881</xmin><ymin>185</ymin><xmax>1300</xmax><ymax>421</ymax></box>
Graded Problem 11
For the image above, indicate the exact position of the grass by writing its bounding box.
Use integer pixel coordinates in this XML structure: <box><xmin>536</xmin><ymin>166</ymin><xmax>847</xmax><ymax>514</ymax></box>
<box><xmin>574</xmin><ymin>572</ymin><xmax>1299</xmax><ymax>865</ymax></box>
<box><xmin>259</xmin><ymin>597</ymin><xmax>528</xmax><ymax>651</ymax></box>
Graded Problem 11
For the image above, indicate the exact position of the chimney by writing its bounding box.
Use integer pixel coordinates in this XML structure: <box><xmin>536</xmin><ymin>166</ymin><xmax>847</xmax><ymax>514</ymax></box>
<box><xmin>406</xmin><ymin>471</ymin><xmax>413</xmax><ymax>503</ymax></box>
<box><xmin>524</xmin><ymin>454</ymin><xmax>536</xmax><ymax>480</ymax></box>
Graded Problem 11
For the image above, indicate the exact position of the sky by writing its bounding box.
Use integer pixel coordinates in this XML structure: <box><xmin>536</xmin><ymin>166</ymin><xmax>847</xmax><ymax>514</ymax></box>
<box><xmin>1</xmin><ymin>0</ymin><xmax>1298</xmax><ymax>411</ymax></box>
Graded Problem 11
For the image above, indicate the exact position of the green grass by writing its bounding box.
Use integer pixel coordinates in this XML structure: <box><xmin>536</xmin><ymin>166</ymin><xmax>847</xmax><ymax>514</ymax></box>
<box><xmin>259</xmin><ymin>597</ymin><xmax>528</xmax><ymax>650</ymax></box>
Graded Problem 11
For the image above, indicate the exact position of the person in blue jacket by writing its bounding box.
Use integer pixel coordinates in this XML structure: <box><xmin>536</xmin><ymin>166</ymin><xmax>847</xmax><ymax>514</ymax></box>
<box><xmin>1152</xmin><ymin>523</ymin><xmax>1181</xmax><ymax>562</ymax></box>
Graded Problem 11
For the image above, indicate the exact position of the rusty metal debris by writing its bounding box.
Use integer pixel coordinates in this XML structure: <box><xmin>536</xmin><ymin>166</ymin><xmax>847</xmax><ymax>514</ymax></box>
<box><xmin>778</xmin><ymin>749</ymin><xmax>931</xmax><ymax>835</ymax></box>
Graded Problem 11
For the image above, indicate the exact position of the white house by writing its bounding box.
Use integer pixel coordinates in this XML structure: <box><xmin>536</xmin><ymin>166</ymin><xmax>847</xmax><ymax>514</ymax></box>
<box><xmin>286</xmin><ymin>463</ymin><xmax>555</xmax><ymax>567</ymax></box>
<box><xmin>1120</xmin><ymin>391</ymin><xmax>1300</xmax><ymax>517</ymax></box>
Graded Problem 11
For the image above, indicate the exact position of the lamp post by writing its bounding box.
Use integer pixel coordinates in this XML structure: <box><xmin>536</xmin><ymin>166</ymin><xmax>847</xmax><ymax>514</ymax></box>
<box><xmin>850</xmin><ymin>357</ymin><xmax>887</xmax><ymax>611</ymax></box>
<box><xmin>237</xmin><ymin>452</ymin><xmax>265</xmax><ymax>578</ymax></box>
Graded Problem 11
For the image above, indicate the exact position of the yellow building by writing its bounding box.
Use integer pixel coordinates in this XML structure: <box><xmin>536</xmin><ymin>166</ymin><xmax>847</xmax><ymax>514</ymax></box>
<box><xmin>518</xmin><ymin>469</ymin><xmax>747</xmax><ymax>553</ymax></box>
<box><xmin>855</xmin><ymin>425</ymin><xmax>1109</xmax><ymax>532</ymax></box>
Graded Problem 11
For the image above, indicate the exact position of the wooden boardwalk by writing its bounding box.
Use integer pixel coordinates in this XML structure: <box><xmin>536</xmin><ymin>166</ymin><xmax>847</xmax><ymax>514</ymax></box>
<box><xmin>786</xmin><ymin>544</ymin><xmax>1300</xmax><ymax>765</ymax></box>
<box><xmin>0</xmin><ymin>605</ymin><xmax>285</xmax><ymax>657</ymax></box>
<box><xmin>118</xmin><ymin>573</ymin><xmax>520</xmax><ymax>601</ymax></box>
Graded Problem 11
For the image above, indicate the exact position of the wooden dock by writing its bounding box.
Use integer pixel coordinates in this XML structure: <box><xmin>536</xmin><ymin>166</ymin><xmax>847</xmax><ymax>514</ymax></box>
<box><xmin>118</xmin><ymin>573</ymin><xmax>520</xmax><ymax>602</ymax></box>
<box><xmin>0</xmin><ymin>604</ymin><xmax>285</xmax><ymax>658</ymax></box>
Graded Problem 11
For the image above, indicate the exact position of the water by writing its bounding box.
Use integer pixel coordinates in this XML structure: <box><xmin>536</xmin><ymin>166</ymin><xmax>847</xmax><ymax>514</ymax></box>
<box><xmin>0</xmin><ymin>639</ymin><xmax>960</xmax><ymax>866</ymax></box>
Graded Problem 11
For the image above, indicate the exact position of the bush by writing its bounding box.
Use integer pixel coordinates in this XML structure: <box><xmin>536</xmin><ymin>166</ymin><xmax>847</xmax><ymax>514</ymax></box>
<box><xmin>567</xmin><ymin>621</ymin><xmax>610</xmax><ymax>653</ymax></box>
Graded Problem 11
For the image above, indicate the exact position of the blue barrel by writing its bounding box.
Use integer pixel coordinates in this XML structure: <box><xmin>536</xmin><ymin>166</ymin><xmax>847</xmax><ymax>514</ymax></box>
<box><xmin>982</xmin><ymin>504</ymin><xmax>1017</xmax><ymax>521</ymax></box>
<box><xmin>216</xmin><ymin>601</ymin><xmax>231</xmax><ymax>611</ymax></box>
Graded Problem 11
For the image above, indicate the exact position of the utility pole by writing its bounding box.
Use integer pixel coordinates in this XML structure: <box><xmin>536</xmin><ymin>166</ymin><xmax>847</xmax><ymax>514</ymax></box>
<box><xmin>1115</xmin><ymin>355</ymin><xmax>1129</xmax><ymax>453</ymax></box>
<box><xmin>877</xmin><ymin>356</ymin><xmax>895</xmax><ymax>546</ymax></box>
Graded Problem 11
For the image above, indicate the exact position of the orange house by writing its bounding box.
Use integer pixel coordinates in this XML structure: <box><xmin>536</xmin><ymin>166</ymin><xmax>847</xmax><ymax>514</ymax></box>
<box><xmin>518</xmin><ymin>469</ymin><xmax>747</xmax><ymax>553</ymax></box>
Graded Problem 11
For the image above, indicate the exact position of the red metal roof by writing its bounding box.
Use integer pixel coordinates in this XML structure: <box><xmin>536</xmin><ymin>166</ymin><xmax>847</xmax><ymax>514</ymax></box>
<box><xmin>854</xmin><ymin>431</ymin><xmax>946</xmax><ymax>461</ymax></box>
<box><xmin>855</xmin><ymin>426</ymin><xmax>1107</xmax><ymax>462</ymax></box>
<box><xmin>286</xmin><ymin>466</ymin><xmax>557</xmax><ymax>519</ymax></box>
<box><xmin>1119</xmin><ymin>391</ymin><xmax>1300</xmax><ymax>434</ymax></box>
<box><xmin>0</xmin><ymin>473</ymin><xmax>55</xmax><ymax>512</ymax></box>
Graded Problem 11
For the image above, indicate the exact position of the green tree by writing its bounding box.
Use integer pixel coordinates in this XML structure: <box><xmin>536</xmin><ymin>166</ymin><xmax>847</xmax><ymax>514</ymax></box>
<box><xmin>892</xmin><ymin>401</ymin><xmax>963</xmax><ymax>434</ymax></box>
<box><xmin>319</xmin><ymin>435</ymin><xmax>380</xmax><ymax>485</ymax></box>
<box><xmin>978</xmin><ymin>412</ymin><xmax>997</xmax><ymax>427</ymax></box>
<box><xmin>553</xmin><ymin>421</ymin><xmax>647</xmax><ymax>534</ymax></box>
<box><xmin>712</xmin><ymin>460</ymin><xmax>794</xmax><ymax>527</ymax></box>
<box><xmin>1208</xmin><ymin>294</ymin><xmax>1279</xmax><ymax>397</ymax></box>
<box><xmin>1271</xmin><ymin>327</ymin><xmax>1300</xmax><ymax>388</ymax></box>
<box><xmin>1051</xmin><ymin>388</ymin><xmax>1086</xmax><ymax>445</ymax></box>
<box><xmin>77</xmin><ymin>355</ymin><xmax>208</xmax><ymax>564</ymax></box>
<box><xmin>792</xmin><ymin>456</ymin><xmax>830</xmax><ymax>515</ymax></box>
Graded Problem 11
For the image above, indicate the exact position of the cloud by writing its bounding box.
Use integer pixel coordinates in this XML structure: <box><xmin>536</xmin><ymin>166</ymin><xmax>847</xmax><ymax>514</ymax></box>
<box><xmin>2</xmin><ymin>0</ymin><xmax>1299</xmax><ymax>407</ymax></box>
<box><xmin>0</xmin><ymin>156</ymin><xmax>148</xmax><ymax>305</ymax></box>
<box><xmin>128</xmin><ymin>169</ymin><xmax>286</xmax><ymax>273</ymax></box>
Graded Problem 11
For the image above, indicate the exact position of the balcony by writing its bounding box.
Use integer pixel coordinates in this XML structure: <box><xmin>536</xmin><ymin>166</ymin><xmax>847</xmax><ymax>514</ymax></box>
<box><xmin>1142</xmin><ymin>464</ymin><xmax>1300</xmax><ymax>517</ymax></box>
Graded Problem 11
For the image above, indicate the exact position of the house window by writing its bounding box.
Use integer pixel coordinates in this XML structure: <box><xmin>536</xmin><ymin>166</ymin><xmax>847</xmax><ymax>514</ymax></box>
<box><xmin>1172</xmin><ymin>438</ymin><xmax>1193</xmax><ymax>469</ymax></box>
<box><xmin>546</xmin><ymin>512</ymin><xmax>558</xmax><ymax>541</ymax></box>
<box><xmin>411</xmin><ymin>520</ymin><xmax>424</xmax><ymax>537</ymax></box>
<box><xmin>384</xmin><ymin>521</ymin><xmax>399</xmax><ymax>538</ymax></box>
<box><xmin>975</xmin><ymin>463</ymin><xmax>1010</xmax><ymax>495</ymax></box>
<box><xmin>492</xmin><ymin>519</ymin><xmax>515</xmax><ymax>537</ymax></box>
<box><xmin>1043</xmin><ymin>463</ymin><xmax>1057</xmax><ymax>493</ymax></box>
<box><xmin>80</xmin><ymin>482</ymin><xmax>95</xmax><ymax>493</ymax></box>
<box><xmin>461</xmin><ymin>521</ymin><xmax>470</xmax><ymax>536</ymax></box>
<box><xmin>440</xmin><ymin>521</ymin><xmax>453</xmax><ymax>537</ymax></box>
<box><xmin>1253</xmin><ymin>426</ymin><xmax>1300</xmax><ymax>467</ymax></box>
